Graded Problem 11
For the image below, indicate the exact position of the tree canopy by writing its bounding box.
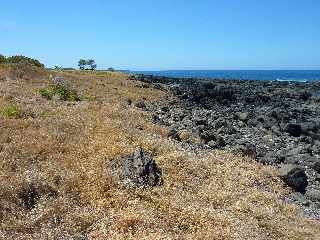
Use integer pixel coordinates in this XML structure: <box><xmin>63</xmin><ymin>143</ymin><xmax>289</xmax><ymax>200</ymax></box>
<box><xmin>78</xmin><ymin>59</ymin><xmax>97</xmax><ymax>70</ymax></box>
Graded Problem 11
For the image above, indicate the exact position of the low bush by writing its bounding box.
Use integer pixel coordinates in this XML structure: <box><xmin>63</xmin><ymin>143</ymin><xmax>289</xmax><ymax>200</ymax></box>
<box><xmin>39</xmin><ymin>85</ymin><xmax>80</xmax><ymax>101</ymax></box>
<box><xmin>1</xmin><ymin>105</ymin><xmax>21</xmax><ymax>118</ymax></box>
<box><xmin>1</xmin><ymin>55</ymin><xmax>44</xmax><ymax>68</ymax></box>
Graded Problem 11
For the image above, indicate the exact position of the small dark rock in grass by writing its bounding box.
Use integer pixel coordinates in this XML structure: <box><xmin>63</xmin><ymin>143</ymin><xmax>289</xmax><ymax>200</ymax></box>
<box><xmin>208</xmin><ymin>135</ymin><xmax>226</xmax><ymax>149</ymax></box>
<box><xmin>127</xmin><ymin>98</ymin><xmax>132</xmax><ymax>105</ymax></box>
<box><xmin>135</xmin><ymin>100</ymin><xmax>147</xmax><ymax>109</ymax></box>
<box><xmin>237</xmin><ymin>143</ymin><xmax>257</xmax><ymax>159</ymax></box>
<box><xmin>18</xmin><ymin>182</ymin><xmax>57</xmax><ymax>210</ymax></box>
<box><xmin>168</xmin><ymin>128</ymin><xmax>181</xmax><ymax>141</ymax></box>
<box><xmin>123</xmin><ymin>148</ymin><xmax>163</xmax><ymax>187</ymax></box>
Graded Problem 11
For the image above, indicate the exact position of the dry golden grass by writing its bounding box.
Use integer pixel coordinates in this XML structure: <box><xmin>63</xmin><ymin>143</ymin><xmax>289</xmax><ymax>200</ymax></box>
<box><xmin>0</xmin><ymin>64</ymin><xmax>319</xmax><ymax>239</ymax></box>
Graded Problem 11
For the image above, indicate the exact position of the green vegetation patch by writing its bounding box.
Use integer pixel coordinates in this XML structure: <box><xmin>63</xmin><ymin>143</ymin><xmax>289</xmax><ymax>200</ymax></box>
<box><xmin>0</xmin><ymin>54</ymin><xmax>44</xmax><ymax>68</ymax></box>
<box><xmin>1</xmin><ymin>105</ymin><xmax>21</xmax><ymax>118</ymax></box>
<box><xmin>39</xmin><ymin>85</ymin><xmax>80</xmax><ymax>101</ymax></box>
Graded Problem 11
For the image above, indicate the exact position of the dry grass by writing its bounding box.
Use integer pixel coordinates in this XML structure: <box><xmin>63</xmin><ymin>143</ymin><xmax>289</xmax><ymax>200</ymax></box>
<box><xmin>0</xmin><ymin>64</ymin><xmax>319</xmax><ymax>239</ymax></box>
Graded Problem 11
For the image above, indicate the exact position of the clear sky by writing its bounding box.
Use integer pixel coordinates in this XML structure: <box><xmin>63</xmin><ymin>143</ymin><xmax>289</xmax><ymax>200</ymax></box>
<box><xmin>1</xmin><ymin>0</ymin><xmax>320</xmax><ymax>70</ymax></box>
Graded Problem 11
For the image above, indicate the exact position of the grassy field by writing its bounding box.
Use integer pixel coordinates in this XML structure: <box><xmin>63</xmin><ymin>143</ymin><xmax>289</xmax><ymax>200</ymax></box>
<box><xmin>0</xmin><ymin>64</ymin><xmax>319</xmax><ymax>239</ymax></box>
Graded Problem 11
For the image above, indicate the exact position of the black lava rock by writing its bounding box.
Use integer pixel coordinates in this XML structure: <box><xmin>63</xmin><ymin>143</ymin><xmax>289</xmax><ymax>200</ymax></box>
<box><xmin>123</xmin><ymin>148</ymin><xmax>163</xmax><ymax>187</ymax></box>
<box><xmin>312</xmin><ymin>161</ymin><xmax>320</xmax><ymax>174</ymax></box>
<box><xmin>279</xmin><ymin>165</ymin><xmax>308</xmax><ymax>194</ymax></box>
<box><xmin>135</xmin><ymin>100</ymin><xmax>147</xmax><ymax>109</ymax></box>
<box><xmin>286</xmin><ymin>124</ymin><xmax>302</xmax><ymax>137</ymax></box>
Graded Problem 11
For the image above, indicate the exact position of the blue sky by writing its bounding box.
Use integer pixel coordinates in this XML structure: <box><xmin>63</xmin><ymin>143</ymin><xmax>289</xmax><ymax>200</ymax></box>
<box><xmin>1</xmin><ymin>0</ymin><xmax>320</xmax><ymax>70</ymax></box>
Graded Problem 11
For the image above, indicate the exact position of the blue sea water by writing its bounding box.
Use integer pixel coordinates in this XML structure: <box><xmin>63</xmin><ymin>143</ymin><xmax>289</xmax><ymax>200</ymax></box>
<box><xmin>132</xmin><ymin>70</ymin><xmax>320</xmax><ymax>82</ymax></box>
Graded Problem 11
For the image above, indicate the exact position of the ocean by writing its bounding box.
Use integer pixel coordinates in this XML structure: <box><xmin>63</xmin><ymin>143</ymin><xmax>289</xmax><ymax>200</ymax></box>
<box><xmin>131</xmin><ymin>70</ymin><xmax>320</xmax><ymax>82</ymax></box>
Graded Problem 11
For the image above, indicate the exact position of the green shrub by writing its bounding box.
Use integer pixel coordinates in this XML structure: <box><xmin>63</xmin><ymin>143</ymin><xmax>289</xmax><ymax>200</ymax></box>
<box><xmin>39</xmin><ymin>87</ymin><xmax>54</xmax><ymax>100</ymax></box>
<box><xmin>6</xmin><ymin>55</ymin><xmax>44</xmax><ymax>68</ymax></box>
<box><xmin>1</xmin><ymin>105</ymin><xmax>21</xmax><ymax>118</ymax></box>
<box><xmin>0</xmin><ymin>54</ymin><xmax>6</xmax><ymax>64</ymax></box>
<box><xmin>39</xmin><ymin>85</ymin><xmax>80</xmax><ymax>101</ymax></box>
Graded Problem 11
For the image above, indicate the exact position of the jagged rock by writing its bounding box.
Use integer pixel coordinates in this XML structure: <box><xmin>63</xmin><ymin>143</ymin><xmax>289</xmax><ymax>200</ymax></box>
<box><xmin>194</xmin><ymin>118</ymin><xmax>207</xmax><ymax>126</ymax></box>
<box><xmin>208</xmin><ymin>136</ymin><xmax>226</xmax><ymax>149</ymax></box>
<box><xmin>279</xmin><ymin>164</ymin><xmax>308</xmax><ymax>194</ymax></box>
<box><xmin>135</xmin><ymin>100</ymin><xmax>147</xmax><ymax>109</ymax></box>
<box><xmin>286</xmin><ymin>124</ymin><xmax>302</xmax><ymax>137</ymax></box>
<box><xmin>168</xmin><ymin>128</ymin><xmax>181</xmax><ymax>141</ymax></box>
<box><xmin>312</xmin><ymin>161</ymin><xmax>320</xmax><ymax>174</ymax></box>
<box><xmin>237</xmin><ymin>112</ymin><xmax>249</xmax><ymax>122</ymax></box>
<box><xmin>236</xmin><ymin>143</ymin><xmax>257</xmax><ymax>159</ymax></box>
<box><xmin>300</xmin><ymin>91</ymin><xmax>312</xmax><ymax>101</ymax></box>
<box><xmin>123</xmin><ymin>148</ymin><xmax>163</xmax><ymax>187</ymax></box>
<box><xmin>216</xmin><ymin>135</ymin><xmax>226</xmax><ymax>147</ymax></box>
<box><xmin>161</xmin><ymin>106</ymin><xmax>169</xmax><ymax>112</ymax></box>
<box><xmin>200</xmin><ymin>130</ymin><xmax>216</xmax><ymax>143</ymax></box>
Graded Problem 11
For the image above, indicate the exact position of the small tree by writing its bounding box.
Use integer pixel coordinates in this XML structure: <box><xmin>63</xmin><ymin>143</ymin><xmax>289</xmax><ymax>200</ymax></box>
<box><xmin>91</xmin><ymin>63</ymin><xmax>97</xmax><ymax>70</ymax></box>
<box><xmin>88</xmin><ymin>59</ymin><xmax>97</xmax><ymax>70</ymax></box>
<box><xmin>78</xmin><ymin>59</ymin><xmax>97</xmax><ymax>70</ymax></box>
<box><xmin>78</xmin><ymin>59</ymin><xmax>86</xmax><ymax>70</ymax></box>
<box><xmin>54</xmin><ymin>65</ymin><xmax>63</xmax><ymax>70</ymax></box>
<box><xmin>107</xmin><ymin>67</ymin><xmax>115</xmax><ymax>72</ymax></box>
<box><xmin>0</xmin><ymin>54</ymin><xmax>6</xmax><ymax>64</ymax></box>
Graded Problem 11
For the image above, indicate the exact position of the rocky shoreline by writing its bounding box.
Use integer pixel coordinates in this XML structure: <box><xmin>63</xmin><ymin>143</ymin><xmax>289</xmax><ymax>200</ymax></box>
<box><xmin>132</xmin><ymin>74</ymin><xmax>320</xmax><ymax>219</ymax></box>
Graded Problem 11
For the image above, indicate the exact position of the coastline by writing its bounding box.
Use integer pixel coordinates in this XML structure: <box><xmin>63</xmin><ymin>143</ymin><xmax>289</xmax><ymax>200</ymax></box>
<box><xmin>132</xmin><ymin>74</ymin><xmax>320</xmax><ymax>218</ymax></box>
<box><xmin>129</xmin><ymin>70</ymin><xmax>320</xmax><ymax>82</ymax></box>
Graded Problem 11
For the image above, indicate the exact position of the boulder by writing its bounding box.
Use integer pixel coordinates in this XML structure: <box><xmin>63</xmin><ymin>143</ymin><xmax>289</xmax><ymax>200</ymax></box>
<box><xmin>168</xmin><ymin>128</ymin><xmax>181</xmax><ymax>141</ymax></box>
<box><xmin>161</xmin><ymin>106</ymin><xmax>169</xmax><ymax>112</ymax></box>
<box><xmin>135</xmin><ymin>100</ymin><xmax>147</xmax><ymax>109</ymax></box>
<box><xmin>208</xmin><ymin>136</ymin><xmax>226</xmax><ymax>149</ymax></box>
<box><xmin>215</xmin><ymin>135</ymin><xmax>226</xmax><ymax>148</ymax></box>
<box><xmin>238</xmin><ymin>143</ymin><xmax>257</xmax><ymax>159</ymax></box>
<box><xmin>194</xmin><ymin>118</ymin><xmax>207</xmax><ymax>126</ymax></box>
<box><xmin>312</xmin><ymin>161</ymin><xmax>320</xmax><ymax>174</ymax></box>
<box><xmin>286</xmin><ymin>124</ymin><xmax>302</xmax><ymax>137</ymax></box>
<box><xmin>123</xmin><ymin>148</ymin><xmax>163</xmax><ymax>187</ymax></box>
<box><xmin>237</xmin><ymin>112</ymin><xmax>249</xmax><ymax>122</ymax></box>
<box><xmin>299</xmin><ymin>91</ymin><xmax>312</xmax><ymax>101</ymax></box>
<box><xmin>213</xmin><ymin>117</ymin><xmax>228</xmax><ymax>129</ymax></box>
<box><xmin>279</xmin><ymin>164</ymin><xmax>308</xmax><ymax>194</ymax></box>
<box><xmin>200</xmin><ymin>129</ymin><xmax>216</xmax><ymax>143</ymax></box>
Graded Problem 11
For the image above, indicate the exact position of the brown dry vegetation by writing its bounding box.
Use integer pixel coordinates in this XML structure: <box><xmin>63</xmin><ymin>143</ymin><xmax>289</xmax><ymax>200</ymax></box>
<box><xmin>0</xmin><ymin>64</ymin><xmax>319</xmax><ymax>239</ymax></box>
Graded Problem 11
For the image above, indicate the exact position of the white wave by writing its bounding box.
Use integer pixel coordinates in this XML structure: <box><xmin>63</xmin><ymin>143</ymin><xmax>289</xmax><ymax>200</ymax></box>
<box><xmin>276</xmin><ymin>78</ymin><xmax>308</xmax><ymax>83</ymax></box>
